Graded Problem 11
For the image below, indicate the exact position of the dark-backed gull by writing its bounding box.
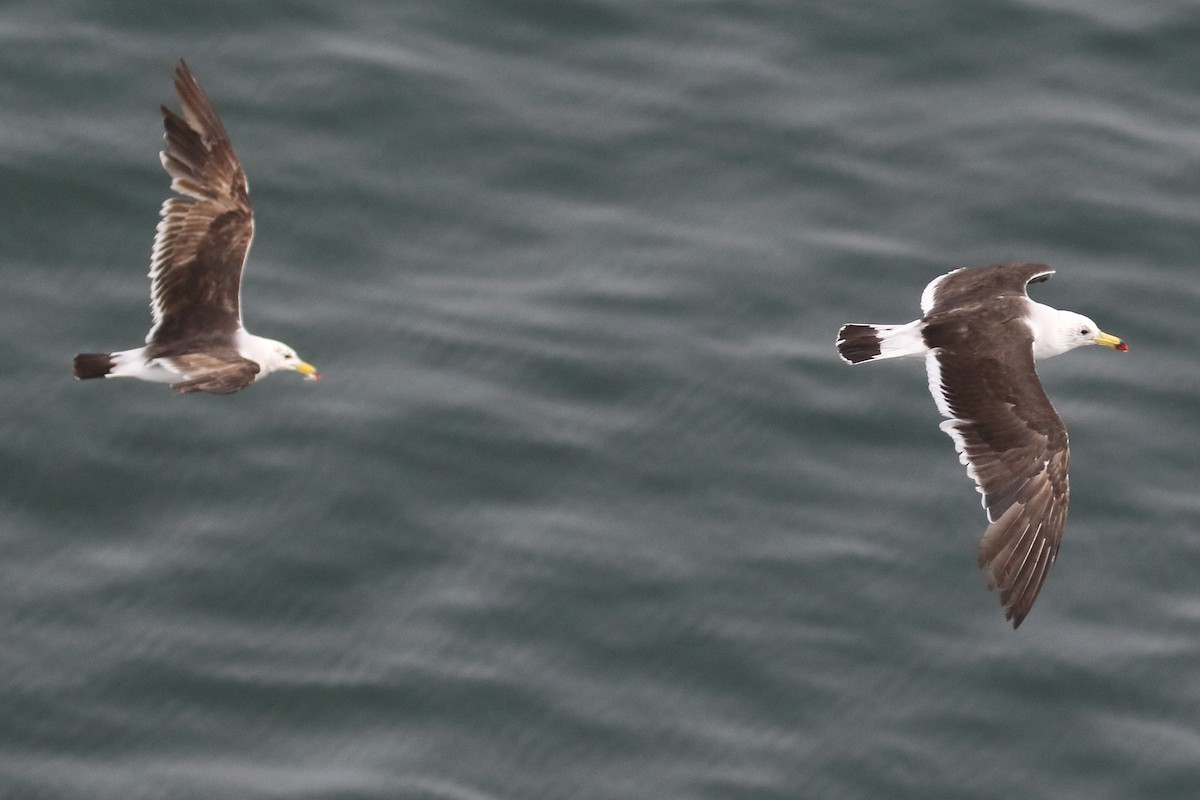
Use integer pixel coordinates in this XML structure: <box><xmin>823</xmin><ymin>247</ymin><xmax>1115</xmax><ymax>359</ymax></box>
<box><xmin>73</xmin><ymin>60</ymin><xmax>319</xmax><ymax>394</ymax></box>
<box><xmin>836</xmin><ymin>262</ymin><xmax>1126</xmax><ymax>628</ymax></box>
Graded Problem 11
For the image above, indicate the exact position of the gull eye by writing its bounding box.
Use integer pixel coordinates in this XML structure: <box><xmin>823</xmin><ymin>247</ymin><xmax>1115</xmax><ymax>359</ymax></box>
<box><xmin>1079</xmin><ymin>328</ymin><xmax>1089</xmax><ymax>335</ymax></box>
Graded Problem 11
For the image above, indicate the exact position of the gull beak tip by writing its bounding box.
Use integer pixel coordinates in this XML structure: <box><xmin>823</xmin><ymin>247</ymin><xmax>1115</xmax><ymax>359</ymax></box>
<box><xmin>1095</xmin><ymin>331</ymin><xmax>1127</xmax><ymax>352</ymax></box>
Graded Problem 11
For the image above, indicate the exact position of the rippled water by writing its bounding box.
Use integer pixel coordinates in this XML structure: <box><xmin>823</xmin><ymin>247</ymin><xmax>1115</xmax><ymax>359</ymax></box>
<box><xmin>4</xmin><ymin>1</ymin><xmax>1200</xmax><ymax>798</ymax></box>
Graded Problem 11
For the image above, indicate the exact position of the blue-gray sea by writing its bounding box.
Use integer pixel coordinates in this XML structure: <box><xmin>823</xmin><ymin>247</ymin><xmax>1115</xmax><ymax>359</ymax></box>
<box><xmin>4</xmin><ymin>1</ymin><xmax>1200</xmax><ymax>798</ymax></box>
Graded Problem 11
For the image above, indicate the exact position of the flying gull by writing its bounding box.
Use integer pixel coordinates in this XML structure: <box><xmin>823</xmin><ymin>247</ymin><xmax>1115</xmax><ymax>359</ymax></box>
<box><xmin>836</xmin><ymin>262</ymin><xmax>1126</xmax><ymax>627</ymax></box>
<box><xmin>74</xmin><ymin>59</ymin><xmax>319</xmax><ymax>394</ymax></box>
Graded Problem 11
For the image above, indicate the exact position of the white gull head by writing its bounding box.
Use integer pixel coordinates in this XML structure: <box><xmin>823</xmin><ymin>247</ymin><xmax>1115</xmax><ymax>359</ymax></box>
<box><xmin>1028</xmin><ymin>304</ymin><xmax>1126</xmax><ymax>360</ymax></box>
<box><xmin>237</xmin><ymin>331</ymin><xmax>320</xmax><ymax>380</ymax></box>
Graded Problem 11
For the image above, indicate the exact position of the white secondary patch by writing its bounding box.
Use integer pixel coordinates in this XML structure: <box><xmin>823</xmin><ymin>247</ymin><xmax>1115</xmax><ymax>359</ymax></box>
<box><xmin>146</xmin><ymin>198</ymin><xmax>186</xmax><ymax>341</ymax></box>
<box><xmin>919</xmin><ymin>268</ymin><xmax>962</xmax><ymax>314</ymax></box>
<box><xmin>924</xmin><ymin>350</ymin><xmax>954</xmax><ymax>419</ymax></box>
<box><xmin>145</xmin><ymin>197</ymin><xmax>255</xmax><ymax>345</ymax></box>
<box><xmin>938</xmin><ymin>418</ymin><xmax>991</xmax><ymax>514</ymax></box>
<box><xmin>926</xmin><ymin>350</ymin><xmax>995</xmax><ymax>517</ymax></box>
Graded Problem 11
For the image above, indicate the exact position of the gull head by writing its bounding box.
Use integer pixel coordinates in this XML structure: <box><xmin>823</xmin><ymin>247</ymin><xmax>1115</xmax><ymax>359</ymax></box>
<box><xmin>251</xmin><ymin>336</ymin><xmax>321</xmax><ymax>381</ymax></box>
<box><xmin>1053</xmin><ymin>310</ymin><xmax>1127</xmax><ymax>356</ymax></box>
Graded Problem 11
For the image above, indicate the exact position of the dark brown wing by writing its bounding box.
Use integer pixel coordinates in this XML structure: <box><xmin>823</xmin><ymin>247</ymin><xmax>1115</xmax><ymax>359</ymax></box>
<box><xmin>147</xmin><ymin>59</ymin><xmax>254</xmax><ymax>348</ymax></box>
<box><xmin>167</xmin><ymin>352</ymin><xmax>260</xmax><ymax>395</ymax></box>
<box><xmin>923</xmin><ymin>305</ymin><xmax>1070</xmax><ymax>629</ymax></box>
<box><xmin>921</xmin><ymin>262</ymin><xmax>1054</xmax><ymax>316</ymax></box>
